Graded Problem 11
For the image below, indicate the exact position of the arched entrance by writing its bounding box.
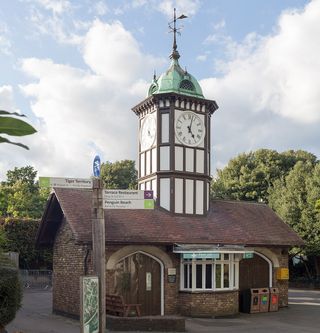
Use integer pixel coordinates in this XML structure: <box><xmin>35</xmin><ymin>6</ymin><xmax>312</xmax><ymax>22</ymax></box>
<box><xmin>114</xmin><ymin>251</ymin><xmax>162</xmax><ymax>316</ymax></box>
<box><xmin>239</xmin><ymin>253</ymin><xmax>271</xmax><ymax>290</ymax></box>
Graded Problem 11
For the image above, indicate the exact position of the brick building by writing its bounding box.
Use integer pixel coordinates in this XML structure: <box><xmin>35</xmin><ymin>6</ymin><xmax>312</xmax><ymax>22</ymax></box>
<box><xmin>36</xmin><ymin>19</ymin><xmax>303</xmax><ymax>318</ymax></box>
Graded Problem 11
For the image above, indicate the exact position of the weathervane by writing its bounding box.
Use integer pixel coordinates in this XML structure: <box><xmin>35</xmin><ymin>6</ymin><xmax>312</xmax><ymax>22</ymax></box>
<box><xmin>168</xmin><ymin>8</ymin><xmax>187</xmax><ymax>60</ymax></box>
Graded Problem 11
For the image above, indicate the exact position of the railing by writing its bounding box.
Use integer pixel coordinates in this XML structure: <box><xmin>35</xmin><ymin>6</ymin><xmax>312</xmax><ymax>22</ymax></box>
<box><xmin>19</xmin><ymin>269</ymin><xmax>52</xmax><ymax>290</ymax></box>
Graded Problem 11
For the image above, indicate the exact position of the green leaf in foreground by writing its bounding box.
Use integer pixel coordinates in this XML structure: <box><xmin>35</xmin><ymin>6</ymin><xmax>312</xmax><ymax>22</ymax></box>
<box><xmin>0</xmin><ymin>116</ymin><xmax>37</xmax><ymax>136</ymax></box>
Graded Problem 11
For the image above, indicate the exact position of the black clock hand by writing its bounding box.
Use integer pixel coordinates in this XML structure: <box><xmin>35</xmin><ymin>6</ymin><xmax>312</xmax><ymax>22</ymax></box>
<box><xmin>189</xmin><ymin>116</ymin><xmax>195</xmax><ymax>138</ymax></box>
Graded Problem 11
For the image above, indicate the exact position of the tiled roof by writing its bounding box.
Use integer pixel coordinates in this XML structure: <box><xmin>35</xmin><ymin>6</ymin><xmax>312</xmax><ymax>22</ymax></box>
<box><xmin>36</xmin><ymin>188</ymin><xmax>304</xmax><ymax>247</ymax></box>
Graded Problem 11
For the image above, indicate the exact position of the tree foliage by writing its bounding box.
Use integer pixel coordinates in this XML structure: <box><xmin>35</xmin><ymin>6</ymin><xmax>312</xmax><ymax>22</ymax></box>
<box><xmin>0</xmin><ymin>166</ymin><xmax>49</xmax><ymax>218</ymax></box>
<box><xmin>0</xmin><ymin>166</ymin><xmax>51</xmax><ymax>269</ymax></box>
<box><xmin>211</xmin><ymin>149</ymin><xmax>317</xmax><ymax>203</ymax></box>
<box><xmin>268</xmin><ymin>162</ymin><xmax>320</xmax><ymax>256</ymax></box>
<box><xmin>101</xmin><ymin>160</ymin><xmax>138</xmax><ymax>189</ymax></box>
<box><xmin>0</xmin><ymin>110</ymin><xmax>36</xmax><ymax>150</ymax></box>
<box><xmin>211</xmin><ymin>149</ymin><xmax>320</xmax><ymax>277</ymax></box>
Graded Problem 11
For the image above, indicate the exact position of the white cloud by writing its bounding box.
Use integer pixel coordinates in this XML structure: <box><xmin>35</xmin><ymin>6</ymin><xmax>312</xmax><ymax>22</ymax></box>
<box><xmin>93</xmin><ymin>1</ymin><xmax>109</xmax><ymax>16</ymax></box>
<box><xmin>196</xmin><ymin>54</ymin><xmax>207</xmax><ymax>62</ymax></box>
<box><xmin>0</xmin><ymin>22</ymin><xmax>11</xmax><ymax>55</ymax></box>
<box><xmin>13</xmin><ymin>20</ymin><xmax>164</xmax><ymax>179</ymax></box>
<box><xmin>201</xmin><ymin>0</ymin><xmax>320</xmax><ymax>171</ymax></box>
<box><xmin>27</xmin><ymin>0</ymin><xmax>71</xmax><ymax>14</ymax></box>
<box><xmin>82</xmin><ymin>20</ymin><xmax>163</xmax><ymax>85</ymax></box>
<box><xmin>0</xmin><ymin>85</ymin><xmax>15</xmax><ymax>111</ymax></box>
<box><xmin>214</xmin><ymin>19</ymin><xmax>225</xmax><ymax>30</ymax></box>
<box><xmin>158</xmin><ymin>0</ymin><xmax>201</xmax><ymax>17</ymax></box>
<box><xmin>29</xmin><ymin>6</ymin><xmax>82</xmax><ymax>45</ymax></box>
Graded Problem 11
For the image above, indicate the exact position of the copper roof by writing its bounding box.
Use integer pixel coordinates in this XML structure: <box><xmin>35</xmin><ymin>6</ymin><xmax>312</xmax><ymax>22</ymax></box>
<box><xmin>36</xmin><ymin>188</ymin><xmax>304</xmax><ymax>247</ymax></box>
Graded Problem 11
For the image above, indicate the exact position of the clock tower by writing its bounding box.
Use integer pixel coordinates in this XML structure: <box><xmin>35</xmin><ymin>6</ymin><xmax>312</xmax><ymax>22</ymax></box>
<box><xmin>132</xmin><ymin>11</ymin><xmax>218</xmax><ymax>216</ymax></box>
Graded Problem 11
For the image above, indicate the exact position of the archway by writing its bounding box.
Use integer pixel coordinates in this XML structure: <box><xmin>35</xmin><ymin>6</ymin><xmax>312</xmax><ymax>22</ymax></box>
<box><xmin>239</xmin><ymin>252</ymin><xmax>271</xmax><ymax>290</ymax></box>
<box><xmin>114</xmin><ymin>251</ymin><xmax>163</xmax><ymax>316</ymax></box>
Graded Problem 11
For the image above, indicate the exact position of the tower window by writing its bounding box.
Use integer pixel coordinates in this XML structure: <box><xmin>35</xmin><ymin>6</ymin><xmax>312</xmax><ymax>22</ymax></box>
<box><xmin>180</xmin><ymin>80</ymin><xmax>195</xmax><ymax>91</ymax></box>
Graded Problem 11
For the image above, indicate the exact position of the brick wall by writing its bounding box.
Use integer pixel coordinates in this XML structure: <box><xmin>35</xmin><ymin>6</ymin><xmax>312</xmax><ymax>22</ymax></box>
<box><xmin>52</xmin><ymin>220</ymin><xmax>290</xmax><ymax>317</ymax></box>
<box><xmin>179</xmin><ymin>291</ymin><xmax>239</xmax><ymax>317</ymax></box>
<box><xmin>271</xmin><ymin>247</ymin><xmax>289</xmax><ymax>307</ymax></box>
<box><xmin>52</xmin><ymin>219</ymin><xmax>89</xmax><ymax>317</ymax></box>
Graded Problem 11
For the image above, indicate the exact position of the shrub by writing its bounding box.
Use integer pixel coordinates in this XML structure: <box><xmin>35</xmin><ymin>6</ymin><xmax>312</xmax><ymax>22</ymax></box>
<box><xmin>1</xmin><ymin>218</ymin><xmax>52</xmax><ymax>269</ymax></box>
<box><xmin>0</xmin><ymin>260</ymin><xmax>22</xmax><ymax>328</ymax></box>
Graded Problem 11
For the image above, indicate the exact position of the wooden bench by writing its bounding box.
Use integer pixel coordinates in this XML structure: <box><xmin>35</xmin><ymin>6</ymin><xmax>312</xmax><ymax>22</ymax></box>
<box><xmin>106</xmin><ymin>294</ymin><xmax>141</xmax><ymax>317</ymax></box>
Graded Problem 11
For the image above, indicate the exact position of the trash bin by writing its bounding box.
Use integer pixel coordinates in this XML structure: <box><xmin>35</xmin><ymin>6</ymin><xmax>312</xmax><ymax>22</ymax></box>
<box><xmin>269</xmin><ymin>288</ymin><xmax>279</xmax><ymax>312</ymax></box>
<box><xmin>259</xmin><ymin>288</ymin><xmax>270</xmax><ymax>313</ymax></box>
<box><xmin>240</xmin><ymin>289</ymin><xmax>260</xmax><ymax>313</ymax></box>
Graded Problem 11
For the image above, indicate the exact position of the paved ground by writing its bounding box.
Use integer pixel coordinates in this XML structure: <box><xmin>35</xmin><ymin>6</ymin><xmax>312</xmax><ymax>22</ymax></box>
<box><xmin>6</xmin><ymin>289</ymin><xmax>320</xmax><ymax>333</ymax></box>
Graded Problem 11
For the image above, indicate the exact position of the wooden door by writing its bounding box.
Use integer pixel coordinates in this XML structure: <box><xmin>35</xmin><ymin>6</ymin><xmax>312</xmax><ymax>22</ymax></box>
<box><xmin>115</xmin><ymin>252</ymin><xmax>161</xmax><ymax>316</ymax></box>
<box><xmin>239</xmin><ymin>254</ymin><xmax>269</xmax><ymax>290</ymax></box>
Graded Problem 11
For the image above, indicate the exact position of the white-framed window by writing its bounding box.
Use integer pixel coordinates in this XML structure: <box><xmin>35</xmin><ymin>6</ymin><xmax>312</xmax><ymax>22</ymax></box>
<box><xmin>180</xmin><ymin>254</ymin><xmax>239</xmax><ymax>291</ymax></box>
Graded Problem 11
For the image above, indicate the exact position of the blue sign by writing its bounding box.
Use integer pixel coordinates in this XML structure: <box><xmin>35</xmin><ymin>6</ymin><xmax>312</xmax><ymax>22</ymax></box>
<box><xmin>93</xmin><ymin>155</ymin><xmax>101</xmax><ymax>177</ymax></box>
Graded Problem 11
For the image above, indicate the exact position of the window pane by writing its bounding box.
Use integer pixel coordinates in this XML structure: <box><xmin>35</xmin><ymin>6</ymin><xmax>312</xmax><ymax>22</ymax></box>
<box><xmin>224</xmin><ymin>264</ymin><xmax>229</xmax><ymax>288</ymax></box>
<box><xmin>224</xmin><ymin>254</ymin><xmax>229</xmax><ymax>260</ymax></box>
<box><xmin>233</xmin><ymin>263</ymin><xmax>236</xmax><ymax>287</ymax></box>
<box><xmin>184</xmin><ymin>264</ymin><xmax>188</xmax><ymax>289</ymax></box>
<box><xmin>205</xmin><ymin>264</ymin><xmax>212</xmax><ymax>289</ymax></box>
<box><xmin>196</xmin><ymin>264</ymin><xmax>202</xmax><ymax>288</ymax></box>
<box><xmin>215</xmin><ymin>264</ymin><xmax>221</xmax><ymax>289</ymax></box>
<box><xmin>189</xmin><ymin>264</ymin><xmax>192</xmax><ymax>289</ymax></box>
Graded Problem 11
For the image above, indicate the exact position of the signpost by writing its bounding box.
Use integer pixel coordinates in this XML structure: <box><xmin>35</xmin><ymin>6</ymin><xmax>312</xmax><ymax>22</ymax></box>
<box><xmin>39</xmin><ymin>177</ymin><xmax>92</xmax><ymax>188</ymax></box>
<box><xmin>102</xmin><ymin>190</ymin><xmax>154</xmax><ymax>209</ymax></box>
<box><xmin>40</xmin><ymin>163</ymin><xmax>154</xmax><ymax>333</ymax></box>
<box><xmin>91</xmin><ymin>154</ymin><xmax>105</xmax><ymax>333</ymax></box>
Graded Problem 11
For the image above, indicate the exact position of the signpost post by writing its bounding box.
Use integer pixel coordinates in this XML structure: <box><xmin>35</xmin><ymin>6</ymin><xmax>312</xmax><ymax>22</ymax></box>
<box><xmin>91</xmin><ymin>156</ymin><xmax>106</xmax><ymax>333</ymax></box>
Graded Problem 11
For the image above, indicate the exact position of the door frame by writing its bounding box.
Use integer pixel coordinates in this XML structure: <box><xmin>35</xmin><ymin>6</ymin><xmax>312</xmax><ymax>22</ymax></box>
<box><xmin>254</xmin><ymin>251</ymin><xmax>273</xmax><ymax>287</ymax></box>
<box><xmin>117</xmin><ymin>250</ymin><xmax>164</xmax><ymax>316</ymax></box>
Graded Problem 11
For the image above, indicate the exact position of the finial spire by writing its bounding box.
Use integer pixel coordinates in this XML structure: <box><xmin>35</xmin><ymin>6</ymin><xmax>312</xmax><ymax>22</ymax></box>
<box><xmin>168</xmin><ymin>8</ymin><xmax>187</xmax><ymax>60</ymax></box>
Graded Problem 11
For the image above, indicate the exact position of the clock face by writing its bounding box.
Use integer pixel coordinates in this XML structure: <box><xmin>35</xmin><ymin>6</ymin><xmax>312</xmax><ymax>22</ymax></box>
<box><xmin>175</xmin><ymin>111</ymin><xmax>205</xmax><ymax>147</ymax></box>
<box><xmin>140</xmin><ymin>113</ymin><xmax>156</xmax><ymax>151</ymax></box>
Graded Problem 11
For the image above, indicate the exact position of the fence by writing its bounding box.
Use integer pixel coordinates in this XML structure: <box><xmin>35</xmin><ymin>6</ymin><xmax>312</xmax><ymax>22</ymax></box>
<box><xmin>19</xmin><ymin>269</ymin><xmax>52</xmax><ymax>290</ymax></box>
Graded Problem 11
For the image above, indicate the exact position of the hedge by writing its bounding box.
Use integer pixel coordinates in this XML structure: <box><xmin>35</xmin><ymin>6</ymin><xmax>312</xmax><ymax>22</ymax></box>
<box><xmin>0</xmin><ymin>259</ymin><xmax>22</xmax><ymax>328</ymax></box>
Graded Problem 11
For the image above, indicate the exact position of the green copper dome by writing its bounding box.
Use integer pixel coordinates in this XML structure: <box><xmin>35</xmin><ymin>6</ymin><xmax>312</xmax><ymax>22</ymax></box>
<box><xmin>148</xmin><ymin>58</ymin><xmax>204</xmax><ymax>99</ymax></box>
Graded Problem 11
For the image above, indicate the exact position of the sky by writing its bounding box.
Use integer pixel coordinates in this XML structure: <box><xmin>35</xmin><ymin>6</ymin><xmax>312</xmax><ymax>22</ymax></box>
<box><xmin>0</xmin><ymin>0</ymin><xmax>319</xmax><ymax>180</ymax></box>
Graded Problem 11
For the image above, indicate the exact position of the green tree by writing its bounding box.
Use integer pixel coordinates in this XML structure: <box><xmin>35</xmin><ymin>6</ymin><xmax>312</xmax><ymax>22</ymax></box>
<box><xmin>0</xmin><ymin>110</ymin><xmax>36</xmax><ymax>150</ymax></box>
<box><xmin>0</xmin><ymin>166</ymin><xmax>49</xmax><ymax>218</ymax></box>
<box><xmin>101</xmin><ymin>160</ymin><xmax>138</xmax><ymax>189</ymax></box>
<box><xmin>268</xmin><ymin>162</ymin><xmax>320</xmax><ymax>278</ymax></box>
<box><xmin>211</xmin><ymin>149</ymin><xmax>317</xmax><ymax>203</ymax></box>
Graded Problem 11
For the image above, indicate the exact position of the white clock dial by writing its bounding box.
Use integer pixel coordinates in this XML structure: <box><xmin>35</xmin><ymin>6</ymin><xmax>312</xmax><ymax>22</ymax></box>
<box><xmin>175</xmin><ymin>111</ymin><xmax>205</xmax><ymax>147</ymax></box>
<box><xmin>140</xmin><ymin>113</ymin><xmax>156</xmax><ymax>151</ymax></box>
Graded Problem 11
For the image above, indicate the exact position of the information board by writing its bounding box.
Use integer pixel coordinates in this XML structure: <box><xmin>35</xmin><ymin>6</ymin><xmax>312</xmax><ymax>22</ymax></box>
<box><xmin>80</xmin><ymin>276</ymin><xmax>99</xmax><ymax>333</ymax></box>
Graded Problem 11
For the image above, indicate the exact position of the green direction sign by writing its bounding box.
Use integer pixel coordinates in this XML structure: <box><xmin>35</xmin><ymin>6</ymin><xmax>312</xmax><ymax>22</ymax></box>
<box><xmin>102</xmin><ymin>190</ymin><xmax>155</xmax><ymax>209</ymax></box>
<box><xmin>80</xmin><ymin>276</ymin><xmax>99</xmax><ymax>333</ymax></box>
<box><xmin>39</xmin><ymin>177</ymin><xmax>92</xmax><ymax>189</ymax></box>
<box><xmin>243</xmin><ymin>253</ymin><xmax>254</xmax><ymax>259</ymax></box>
<box><xmin>183</xmin><ymin>253</ymin><xmax>220</xmax><ymax>259</ymax></box>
